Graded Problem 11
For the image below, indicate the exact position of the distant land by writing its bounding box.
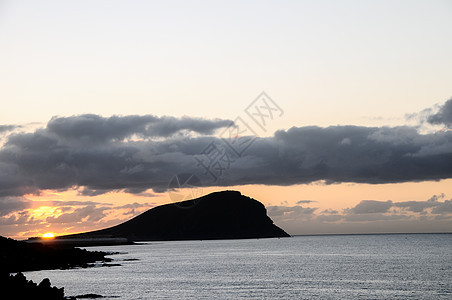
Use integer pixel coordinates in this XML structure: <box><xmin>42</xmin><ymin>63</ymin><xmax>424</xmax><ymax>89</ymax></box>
<box><xmin>56</xmin><ymin>190</ymin><xmax>290</xmax><ymax>243</ymax></box>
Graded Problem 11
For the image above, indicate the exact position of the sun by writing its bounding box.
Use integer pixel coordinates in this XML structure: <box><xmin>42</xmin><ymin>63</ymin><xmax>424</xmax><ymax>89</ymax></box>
<box><xmin>42</xmin><ymin>232</ymin><xmax>55</xmax><ymax>239</ymax></box>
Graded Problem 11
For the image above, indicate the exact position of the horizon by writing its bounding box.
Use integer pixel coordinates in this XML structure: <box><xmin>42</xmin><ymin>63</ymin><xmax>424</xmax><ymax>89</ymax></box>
<box><xmin>1</xmin><ymin>0</ymin><xmax>452</xmax><ymax>239</ymax></box>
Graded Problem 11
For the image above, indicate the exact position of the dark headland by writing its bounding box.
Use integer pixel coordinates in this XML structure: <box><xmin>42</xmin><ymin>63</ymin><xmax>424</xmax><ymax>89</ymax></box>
<box><xmin>59</xmin><ymin>190</ymin><xmax>290</xmax><ymax>242</ymax></box>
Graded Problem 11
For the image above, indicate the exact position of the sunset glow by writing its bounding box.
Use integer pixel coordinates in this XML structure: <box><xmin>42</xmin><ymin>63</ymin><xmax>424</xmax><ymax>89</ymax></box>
<box><xmin>1</xmin><ymin>2</ymin><xmax>451</xmax><ymax>299</ymax></box>
<box><xmin>0</xmin><ymin>0</ymin><xmax>451</xmax><ymax>240</ymax></box>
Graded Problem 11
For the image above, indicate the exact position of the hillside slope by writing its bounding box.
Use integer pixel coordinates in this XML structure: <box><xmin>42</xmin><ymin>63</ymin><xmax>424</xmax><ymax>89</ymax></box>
<box><xmin>64</xmin><ymin>191</ymin><xmax>290</xmax><ymax>241</ymax></box>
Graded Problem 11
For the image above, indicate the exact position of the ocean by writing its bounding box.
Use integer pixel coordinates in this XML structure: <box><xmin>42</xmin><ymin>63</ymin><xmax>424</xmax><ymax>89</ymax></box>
<box><xmin>24</xmin><ymin>234</ymin><xmax>452</xmax><ymax>299</ymax></box>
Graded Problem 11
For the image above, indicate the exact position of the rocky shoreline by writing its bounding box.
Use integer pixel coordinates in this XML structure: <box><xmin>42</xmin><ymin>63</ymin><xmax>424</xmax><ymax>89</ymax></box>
<box><xmin>0</xmin><ymin>236</ymin><xmax>113</xmax><ymax>299</ymax></box>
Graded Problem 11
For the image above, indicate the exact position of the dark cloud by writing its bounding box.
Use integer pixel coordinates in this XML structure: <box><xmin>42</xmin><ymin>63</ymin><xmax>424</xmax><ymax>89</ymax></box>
<box><xmin>41</xmin><ymin>200</ymin><xmax>149</xmax><ymax>225</ymax></box>
<box><xmin>321</xmin><ymin>209</ymin><xmax>339</xmax><ymax>214</ymax></box>
<box><xmin>348</xmin><ymin>195</ymin><xmax>452</xmax><ymax>216</ymax></box>
<box><xmin>297</xmin><ymin>200</ymin><xmax>316</xmax><ymax>204</ymax></box>
<box><xmin>115</xmin><ymin>202</ymin><xmax>154</xmax><ymax>216</ymax></box>
<box><xmin>115</xmin><ymin>202</ymin><xmax>153</xmax><ymax>209</ymax></box>
<box><xmin>343</xmin><ymin>213</ymin><xmax>411</xmax><ymax>222</ymax></box>
<box><xmin>0</xmin><ymin>113</ymin><xmax>451</xmax><ymax>198</ymax></box>
<box><xmin>77</xmin><ymin>187</ymin><xmax>114</xmax><ymax>197</ymax></box>
<box><xmin>393</xmin><ymin>194</ymin><xmax>443</xmax><ymax>213</ymax></box>
<box><xmin>351</xmin><ymin>200</ymin><xmax>393</xmax><ymax>214</ymax></box>
<box><xmin>271</xmin><ymin>195</ymin><xmax>452</xmax><ymax>226</ymax></box>
<box><xmin>0</xmin><ymin>199</ymin><xmax>153</xmax><ymax>236</ymax></box>
<box><xmin>46</xmin><ymin>114</ymin><xmax>232</xmax><ymax>142</ymax></box>
<box><xmin>268</xmin><ymin>194</ymin><xmax>452</xmax><ymax>234</ymax></box>
<box><xmin>252</xmin><ymin>125</ymin><xmax>452</xmax><ymax>186</ymax></box>
<box><xmin>46</xmin><ymin>205</ymin><xmax>109</xmax><ymax>223</ymax></box>
<box><xmin>0</xmin><ymin>197</ymin><xmax>30</xmax><ymax>216</ymax></box>
<box><xmin>394</xmin><ymin>200</ymin><xmax>437</xmax><ymax>213</ymax></box>
<box><xmin>0</xmin><ymin>125</ymin><xmax>19</xmax><ymax>134</ymax></box>
<box><xmin>315</xmin><ymin>214</ymin><xmax>343</xmax><ymax>222</ymax></box>
<box><xmin>267</xmin><ymin>205</ymin><xmax>317</xmax><ymax>219</ymax></box>
<box><xmin>427</xmin><ymin>98</ymin><xmax>452</xmax><ymax>128</ymax></box>
<box><xmin>431</xmin><ymin>200</ymin><xmax>452</xmax><ymax>214</ymax></box>
<box><xmin>0</xmin><ymin>211</ymin><xmax>33</xmax><ymax>226</ymax></box>
<box><xmin>0</xmin><ymin>114</ymin><xmax>231</xmax><ymax>197</ymax></box>
<box><xmin>50</xmin><ymin>200</ymin><xmax>112</xmax><ymax>207</ymax></box>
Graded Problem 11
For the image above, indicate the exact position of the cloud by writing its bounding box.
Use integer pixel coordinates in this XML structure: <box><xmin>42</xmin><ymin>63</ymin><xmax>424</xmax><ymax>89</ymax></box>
<box><xmin>315</xmin><ymin>214</ymin><xmax>343</xmax><ymax>222</ymax></box>
<box><xmin>427</xmin><ymin>98</ymin><xmax>452</xmax><ymax>128</ymax></box>
<box><xmin>77</xmin><ymin>187</ymin><xmax>114</xmax><ymax>197</ymax></box>
<box><xmin>431</xmin><ymin>200</ymin><xmax>452</xmax><ymax>214</ymax></box>
<box><xmin>321</xmin><ymin>209</ymin><xmax>339</xmax><ymax>214</ymax></box>
<box><xmin>0</xmin><ymin>211</ymin><xmax>33</xmax><ymax>226</ymax></box>
<box><xmin>347</xmin><ymin>195</ymin><xmax>452</xmax><ymax>217</ymax></box>
<box><xmin>0</xmin><ymin>125</ymin><xmax>19</xmax><ymax>135</ymax></box>
<box><xmin>282</xmin><ymin>195</ymin><xmax>452</xmax><ymax>226</ymax></box>
<box><xmin>269</xmin><ymin>194</ymin><xmax>452</xmax><ymax>234</ymax></box>
<box><xmin>272</xmin><ymin>195</ymin><xmax>452</xmax><ymax>233</ymax></box>
<box><xmin>50</xmin><ymin>200</ymin><xmax>113</xmax><ymax>207</ymax></box>
<box><xmin>0</xmin><ymin>114</ymin><xmax>232</xmax><ymax>197</ymax></box>
<box><xmin>407</xmin><ymin>98</ymin><xmax>452</xmax><ymax>129</ymax></box>
<box><xmin>390</xmin><ymin>193</ymin><xmax>450</xmax><ymax>214</ymax></box>
<box><xmin>267</xmin><ymin>205</ymin><xmax>317</xmax><ymax>220</ymax></box>
<box><xmin>46</xmin><ymin>114</ymin><xmax>232</xmax><ymax>143</ymax></box>
<box><xmin>343</xmin><ymin>213</ymin><xmax>411</xmax><ymax>222</ymax></box>
<box><xmin>46</xmin><ymin>205</ymin><xmax>109</xmax><ymax>223</ymax></box>
<box><xmin>351</xmin><ymin>200</ymin><xmax>393</xmax><ymax>214</ymax></box>
<box><xmin>42</xmin><ymin>201</ymin><xmax>152</xmax><ymax>225</ymax></box>
<box><xmin>394</xmin><ymin>200</ymin><xmax>437</xmax><ymax>213</ymax></box>
<box><xmin>296</xmin><ymin>200</ymin><xmax>316</xmax><ymax>204</ymax></box>
<box><xmin>115</xmin><ymin>202</ymin><xmax>153</xmax><ymax>209</ymax></box>
<box><xmin>0</xmin><ymin>109</ymin><xmax>451</xmax><ymax>198</ymax></box>
<box><xmin>0</xmin><ymin>198</ymin><xmax>154</xmax><ymax>237</ymax></box>
<box><xmin>115</xmin><ymin>202</ymin><xmax>155</xmax><ymax>215</ymax></box>
<box><xmin>0</xmin><ymin>197</ymin><xmax>30</xmax><ymax>216</ymax></box>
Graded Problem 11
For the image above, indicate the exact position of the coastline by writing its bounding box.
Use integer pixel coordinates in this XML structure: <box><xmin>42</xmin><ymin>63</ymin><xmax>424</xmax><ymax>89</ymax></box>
<box><xmin>1</xmin><ymin>236</ymin><xmax>115</xmax><ymax>299</ymax></box>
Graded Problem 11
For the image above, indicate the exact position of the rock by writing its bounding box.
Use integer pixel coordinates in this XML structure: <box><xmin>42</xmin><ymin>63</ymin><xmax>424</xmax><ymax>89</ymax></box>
<box><xmin>0</xmin><ymin>272</ymin><xmax>65</xmax><ymax>300</ymax></box>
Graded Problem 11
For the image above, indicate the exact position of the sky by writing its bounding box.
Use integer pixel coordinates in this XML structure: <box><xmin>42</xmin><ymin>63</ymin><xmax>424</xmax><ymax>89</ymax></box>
<box><xmin>0</xmin><ymin>0</ymin><xmax>451</xmax><ymax>239</ymax></box>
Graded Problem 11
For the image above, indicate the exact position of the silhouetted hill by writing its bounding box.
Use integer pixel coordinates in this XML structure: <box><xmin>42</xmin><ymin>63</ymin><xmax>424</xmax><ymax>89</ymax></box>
<box><xmin>63</xmin><ymin>191</ymin><xmax>290</xmax><ymax>241</ymax></box>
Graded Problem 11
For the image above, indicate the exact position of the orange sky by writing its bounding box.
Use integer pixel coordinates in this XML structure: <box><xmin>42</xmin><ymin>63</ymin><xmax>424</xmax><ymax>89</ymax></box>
<box><xmin>1</xmin><ymin>178</ymin><xmax>447</xmax><ymax>240</ymax></box>
<box><xmin>1</xmin><ymin>1</ymin><xmax>452</xmax><ymax>239</ymax></box>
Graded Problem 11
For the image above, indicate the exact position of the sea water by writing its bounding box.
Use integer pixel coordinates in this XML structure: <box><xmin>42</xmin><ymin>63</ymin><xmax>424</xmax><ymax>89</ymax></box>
<box><xmin>25</xmin><ymin>234</ymin><xmax>452</xmax><ymax>299</ymax></box>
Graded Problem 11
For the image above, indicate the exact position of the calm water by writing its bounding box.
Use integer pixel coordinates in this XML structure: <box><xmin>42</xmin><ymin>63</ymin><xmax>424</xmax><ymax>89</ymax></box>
<box><xmin>25</xmin><ymin>234</ymin><xmax>452</xmax><ymax>299</ymax></box>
